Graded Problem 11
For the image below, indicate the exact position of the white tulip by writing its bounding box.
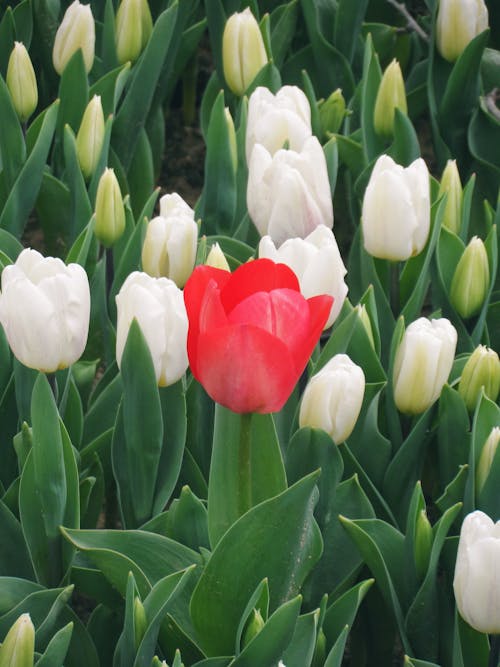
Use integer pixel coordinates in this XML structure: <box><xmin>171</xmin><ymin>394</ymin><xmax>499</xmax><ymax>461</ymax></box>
<box><xmin>436</xmin><ymin>0</ymin><xmax>488</xmax><ymax>63</ymax></box>
<box><xmin>247</xmin><ymin>136</ymin><xmax>333</xmax><ymax>246</ymax></box>
<box><xmin>115</xmin><ymin>272</ymin><xmax>188</xmax><ymax>387</ymax></box>
<box><xmin>245</xmin><ymin>86</ymin><xmax>312</xmax><ymax>162</ymax></box>
<box><xmin>453</xmin><ymin>510</ymin><xmax>500</xmax><ymax>633</ymax></box>
<box><xmin>52</xmin><ymin>0</ymin><xmax>95</xmax><ymax>75</ymax></box>
<box><xmin>258</xmin><ymin>225</ymin><xmax>347</xmax><ymax>329</ymax></box>
<box><xmin>0</xmin><ymin>249</ymin><xmax>90</xmax><ymax>372</ymax></box>
<box><xmin>299</xmin><ymin>354</ymin><xmax>365</xmax><ymax>444</ymax></box>
<box><xmin>362</xmin><ymin>155</ymin><xmax>430</xmax><ymax>261</ymax></box>
<box><xmin>222</xmin><ymin>8</ymin><xmax>268</xmax><ymax>96</ymax></box>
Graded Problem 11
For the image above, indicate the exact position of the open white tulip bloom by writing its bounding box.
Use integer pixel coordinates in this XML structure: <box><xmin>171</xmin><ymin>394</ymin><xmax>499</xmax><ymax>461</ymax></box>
<box><xmin>436</xmin><ymin>0</ymin><xmax>488</xmax><ymax>63</ymax></box>
<box><xmin>362</xmin><ymin>155</ymin><xmax>430</xmax><ymax>261</ymax></box>
<box><xmin>393</xmin><ymin>317</ymin><xmax>457</xmax><ymax>415</ymax></box>
<box><xmin>0</xmin><ymin>249</ymin><xmax>90</xmax><ymax>372</ymax></box>
<box><xmin>245</xmin><ymin>86</ymin><xmax>312</xmax><ymax>162</ymax></box>
<box><xmin>299</xmin><ymin>354</ymin><xmax>365</xmax><ymax>444</ymax></box>
<box><xmin>52</xmin><ymin>0</ymin><xmax>95</xmax><ymax>75</ymax></box>
<box><xmin>453</xmin><ymin>510</ymin><xmax>500</xmax><ymax>634</ymax></box>
<box><xmin>258</xmin><ymin>225</ymin><xmax>347</xmax><ymax>329</ymax></box>
<box><xmin>247</xmin><ymin>136</ymin><xmax>333</xmax><ymax>246</ymax></box>
<box><xmin>116</xmin><ymin>272</ymin><xmax>189</xmax><ymax>387</ymax></box>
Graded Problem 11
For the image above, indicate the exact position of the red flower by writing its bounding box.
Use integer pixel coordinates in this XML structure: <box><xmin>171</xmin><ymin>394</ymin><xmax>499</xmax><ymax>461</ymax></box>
<box><xmin>184</xmin><ymin>259</ymin><xmax>333</xmax><ymax>413</ymax></box>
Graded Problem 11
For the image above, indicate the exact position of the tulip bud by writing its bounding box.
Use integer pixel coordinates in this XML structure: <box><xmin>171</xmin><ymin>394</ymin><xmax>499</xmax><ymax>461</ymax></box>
<box><xmin>133</xmin><ymin>597</ymin><xmax>147</xmax><ymax>650</ymax></box>
<box><xmin>115</xmin><ymin>0</ymin><xmax>153</xmax><ymax>65</ymax></box>
<box><xmin>373</xmin><ymin>59</ymin><xmax>407</xmax><ymax>138</ymax></box>
<box><xmin>414</xmin><ymin>509</ymin><xmax>433</xmax><ymax>581</ymax></box>
<box><xmin>476</xmin><ymin>427</ymin><xmax>500</xmax><ymax>495</ymax></box>
<box><xmin>299</xmin><ymin>354</ymin><xmax>365</xmax><ymax>444</ymax></box>
<box><xmin>52</xmin><ymin>1</ymin><xmax>95</xmax><ymax>75</ymax></box>
<box><xmin>355</xmin><ymin>304</ymin><xmax>375</xmax><ymax>349</ymax></box>
<box><xmin>0</xmin><ymin>613</ymin><xmax>34</xmax><ymax>667</ymax></box>
<box><xmin>438</xmin><ymin>160</ymin><xmax>462</xmax><ymax>234</ymax></box>
<box><xmin>362</xmin><ymin>155</ymin><xmax>430</xmax><ymax>261</ymax></box>
<box><xmin>76</xmin><ymin>95</ymin><xmax>105</xmax><ymax>180</ymax></box>
<box><xmin>436</xmin><ymin>0</ymin><xmax>489</xmax><ymax>63</ymax></box>
<box><xmin>94</xmin><ymin>168</ymin><xmax>125</xmax><ymax>247</ymax></box>
<box><xmin>222</xmin><ymin>8</ymin><xmax>268</xmax><ymax>96</ymax></box>
<box><xmin>141</xmin><ymin>193</ymin><xmax>198</xmax><ymax>288</ymax></box>
<box><xmin>242</xmin><ymin>609</ymin><xmax>265</xmax><ymax>647</ymax></box>
<box><xmin>318</xmin><ymin>88</ymin><xmax>346</xmax><ymax>138</ymax></box>
<box><xmin>458</xmin><ymin>345</ymin><xmax>500</xmax><ymax>412</ymax></box>
<box><xmin>450</xmin><ymin>236</ymin><xmax>490</xmax><ymax>319</ymax></box>
<box><xmin>258</xmin><ymin>225</ymin><xmax>347</xmax><ymax>329</ymax></box>
<box><xmin>224</xmin><ymin>107</ymin><xmax>238</xmax><ymax>173</ymax></box>
<box><xmin>393</xmin><ymin>317</ymin><xmax>457</xmax><ymax>415</ymax></box>
<box><xmin>453</xmin><ymin>510</ymin><xmax>500</xmax><ymax>633</ymax></box>
<box><xmin>6</xmin><ymin>42</ymin><xmax>38</xmax><ymax>122</ymax></box>
<box><xmin>205</xmin><ymin>242</ymin><xmax>230</xmax><ymax>271</ymax></box>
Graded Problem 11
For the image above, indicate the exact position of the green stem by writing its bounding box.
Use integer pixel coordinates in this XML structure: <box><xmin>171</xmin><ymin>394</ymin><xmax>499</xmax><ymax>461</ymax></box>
<box><xmin>390</xmin><ymin>261</ymin><xmax>400</xmax><ymax>317</ymax></box>
<box><xmin>489</xmin><ymin>635</ymin><xmax>500</xmax><ymax>667</ymax></box>
<box><xmin>238</xmin><ymin>413</ymin><xmax>253</xmax><ymax>516</ymax></box>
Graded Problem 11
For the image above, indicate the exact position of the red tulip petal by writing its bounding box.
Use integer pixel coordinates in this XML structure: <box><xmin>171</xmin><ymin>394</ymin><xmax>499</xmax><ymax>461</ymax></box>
<box><xmin>294</xmin><ymin>294</ymin><xmax>334</xmax><ymax>370</ymax></box>
<box><xmin>220</xmin><ymin>259</ymin><xmax>300</xmax><ymax>314</ymax></box>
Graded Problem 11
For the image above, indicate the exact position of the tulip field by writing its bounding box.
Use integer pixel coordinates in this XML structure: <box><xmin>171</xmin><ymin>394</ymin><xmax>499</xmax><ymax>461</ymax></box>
<box><xmin>0</xmin><ymin>0</ymin><xmax>500</xmax><ymax>665</ymax></box>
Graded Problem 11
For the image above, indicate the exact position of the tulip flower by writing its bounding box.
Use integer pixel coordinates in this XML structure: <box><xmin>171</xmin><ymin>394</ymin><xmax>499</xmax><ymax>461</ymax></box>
<box><xmin>319</xmin><ymin>88</ymin><xmax>346</xmax><ymax>138</ymax></box>
<box><xmin>373</xmin><ymin>59</ymin><xmax>408</xmax><ymax>138</ymax></box>
<box><xmin>393</xmin><ymin>317</ymin><xmax>457</xmax><ymax>415</ymax></box>
<box><xmin>0</xmin><ymin>249</ymin><xmax>90</xmax><ymax>372</ymax></box>
<box><xmin>222</xmin><ymin>8</ymin><xmax>268</xmax><ymax>96</ymax></box>
<box><xmin>141</xmin><ymin>193</ymin><xmax>198</xmax><ymax>288</ymax></box>
<box><xmin>258</xmin><ymin>225</ymin><xmax>347</xmax><ymax>329</ymax></box>
<box><xmin>438</xmin><ymin>159</ymin><xmax>462</xmax><ymax>234</ymax></box>
<box><xmin>183</xmin><ymin>259</ymin><xmax>332</xmax><ymax>413</ymax></box>
<box><xmin>6</xmin><ymin>42</ymin><xmax>38</xmax><ymax>122</ymax></box>
<box><xmin>362</xmin><ymin>155</ymin><xmax>430</xmax><ymax>261</ymax></box>
<box><xmin>245</xmin><ymin>86</ymin><xmax>312</xmax><ymax>162</ymax></box>
<box><xmin>476</xmin><ymin>427</ymin><xmax>500</xmax><ymax>496</ymax></box>
<box><xmin>450</xmin><ymin>236</ymin><xmax>490</xmax><ymax>319</ymax></box>
<box><xmin>0</xmin><ymin>613</ymin><xmax>34</xmax><ymax>667</ymax></box>
<box><xmin>247</xmin><ymin>136</ymin><xmax>333</xmax><ymax>246</ymax></box>
<box><xmin>453</xmin><ymin>510</ymin><xmax>500</xmax><ymax>633</ymax></box>
<box><xmin>52</xmin><ymin>1</ymin><xmax>95</xmax><ymax>75</ymax></box>
<box><xmin>458</xmin><ymin>345</ymin><xmax>500</xmax><ymax>412</ymax></box>
<box><xmin>299</xmin><ymin>354</ymin><xmax>365</xmax><ymax>443</ymax></box>
<box><xmin>94</xmin><ymin>168</ymin><xmax>126</xmax><ymax>247</ymax></box>
<box><xmin>436</xmin><ymin>0</ymin><xmax>489</xmax><ymax>63</ymax></box>
<box><xmin>205</xmin><ymin>242</ymin><xmax>230</xmax><ymax>272</ymax></box>
<box><xmin>76</xmin><ymin>95</ymin><xmax>105</xmax><ymax>180</ymax></box>
<box><xmin>115</xmin><ymin>272</ymin><xmax>189</xmax><ymax>387</ymax></box>
<box><xmin>115</xmin><ymin>0</ymin><xmax>153</xmax><ymax>65</ymax></box>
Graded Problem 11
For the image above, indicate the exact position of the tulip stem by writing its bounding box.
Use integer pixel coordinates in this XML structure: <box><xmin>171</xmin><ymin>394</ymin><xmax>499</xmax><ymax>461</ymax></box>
<box><xmin>489</xmin><ymin>635</ymin><xmax>500</xmax><ymax>667</ymax></box>
<box><xmin>390</xmin><ymin>262</ymin><xmax>400</xmax><ymax>316</ymax></box>
<box><xmin>238</xmin><ymin>413</ymin><xmax>253</xmax><ymax>516</ymax></box>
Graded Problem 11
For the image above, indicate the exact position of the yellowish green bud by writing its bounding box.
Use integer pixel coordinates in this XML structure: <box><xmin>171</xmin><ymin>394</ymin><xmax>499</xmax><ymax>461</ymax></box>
<box><xmin>373</xmin><ymin>59</ymin><xmax>407</xmax><ymax>138</ymax></box>
<box><xmin>222</xmin><ymin>8</ymin><xmax>268</xmax><ymax>96</ymax></box>
<box><xmin>6</xmin><ymin>42</ymin><xmax>38</xmax><ymax>122</ymax></box>
<box><xmin>414</xmin><ymin>509</ymin><xmax>433</xmax><ymax>581</ymax></box>
<box><xmin>355</xmin><ymin>304</ymin><xmax>375</xmax><ymax>349</ymax></box>
<box><xmin>224</xmin><ymin>107</ymin><xmax>238</xmax><ymax>172</ymax></box>
<box><xmin>476</xmin><ymin>427</ymin><xmax>500</xmax><ymax>495</ymax></box>
<box><xmin>318</xmin><ymin>88</ymin><xmax>346</xmax><ymax>137</ymax></box>
<box><xmin>438</xmin><ymin>160</ymin><xmax>463</xmax><ymax>234</ymax></box>
<box><xmin>242</xmin><ymin>609</ymin><xmax>265</xmax><ymax>647</ymax></box>
<box><xmin>458</xmin><ymin>345</ymin><xmax>500</xmax><ymax>412</ymax></box>
<box><xmin>115</xmin><ymin>0</ymin><xmax>153</xmax><ymax>65</ymax></box>
<box><xmin>450</xmin><ymin>236</ymin><xmax>490</xmax><ymax>319</ymax></box>
<box><xmin>76</xmin><ymin>95</ymin><xmax>105</xmax><ymax>180</ymax></box>
<box><xmin>436</xmin><ymin>0</ymin><xmax>489</xmax><ymax>63</ymax></box>
<box><xmin>205</xmin><ymin>242</ymin><xmax>230</xmax><ymax>271</ymax></box>
<box><xmin>94</xmin><ymin>168</ymin><xmax>125</xmax><ymax>247</ymax></box>
<box><xmin>52</xmin><ymin>0</ymin><xmax>95</xmax><ymax>75</ymax></box>
<box><xmin>0</xmin><ymin>613</ymin><xmax>35</xmax><ymax>667</ymax></box>
<box><xmin>133</xmin><ymin>597</ymin><xmax>147</xmax><ymax>650</ymax></box>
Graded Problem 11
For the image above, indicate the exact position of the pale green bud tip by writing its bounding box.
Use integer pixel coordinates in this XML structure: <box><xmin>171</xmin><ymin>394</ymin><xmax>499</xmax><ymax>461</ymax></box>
<box><xmin>438</xmin><ymin>159</ymin><xmax>462</xmax><ymax>234</ymax></box>
<box><xmin>0</xmin><ymin>613</ymin><xmax>35</xmax><ymax>667</ymax></box>
<box><xmin>476</xmin><ymin>427</ymin><xmax>500</xmax><ymax>495</ymax></box>
<box><xmin>52</xmin><ymin>1</ymin><xmax>95</xmax><ymax>75</ymax></box>
<box><xmin>205</xmin><ymin>242</ymin><xmax>230</xmax><ymax>271</ymax></box>
<box><xmin>76</xmin><ymin>95</ymin><xmax>105</xmax><ymax>180</ymax></box>
<box><xmin>222</xmin><ymin>8</ymin><xmax>268</xmax><ymax>96</ymax></box>
<box><xmin>242</xmin><ymin>609</ymin><xmax>265</xmax><ymax>647</ymax></box>
<box><xmin>458</xmin><ymin>345</ymin><xmax>500</xmax><ymax>412</ymax></box>
<box><xmin>115</xmin><ymin>0</ymin><xmax>153</xmax><ymax>65</ymax></box>
<box><xmin>355</xmin><ymin>304</ymin><xmax>375</xmax><ymax>349</ymax></box>
<box><xmin>6</xmin><ymin>42</ymin><xmax>38</xmax><ymax>122</ymax></box>
<box><xmin>94</xmin><ymin>168</ymin><xmax>126</xmax><ymax>247</ymax></box>
<box><xmin>436</xmin><ymin>0</ymin><xmax>489</xmax><ymax>62</ymax></box>
<box><xmin>224</xmin><ymin>107</ymin><xmax>238</xmax><ymax>172</ymax></box>
<box><xmin>133</xmin><ymin>597</ymin><xmax>147</xmax><ymax>650</ymax></box>
<box><xmin>319</xmin><ymin>88</ymin><xmax>346</xmax><ymax>137</ymax></box>
<box><xmin>450</xmin><ymin>236</ymin><xmax>490</xmax><ymax>319</ymax></box>
<box><xmin>414</xmin><ymin>509</ymin><xmax>433</xmax><ymax>581</ymax></box>
<box><xmin>373</xmin><ymin>59</ymin><xmax>407</xmax><ymax>138</ymax></box>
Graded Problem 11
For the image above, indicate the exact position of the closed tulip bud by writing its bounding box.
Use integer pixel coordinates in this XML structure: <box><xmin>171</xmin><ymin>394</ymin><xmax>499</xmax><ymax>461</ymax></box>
<box><xmin>205</xmin><ymin>242</ymin><xmax>230</xmax><ymax>271</ymax></box>
<box><xmin>373</xmin><ymin>59</ymin><xmax>407</xmax><ymax>138</ymax></box>
<box><xmin>458</xmin><ymin>345</ymin><xmax>500</xmax><ymax>412</ymax></box>
<box><xmin>476</xmin><ymin>427</ymin><xmax>500</xmax><ymax>495</ymax></box>
<box><xmin>246</xmin><ymin>85</ymin><xmax>312</xmax><ymax>161</ymax></box>
<box><xmin>299</xmin><ymin>354</ymin><xmax>365</xmax><ymax>444</ymax></box>
<box><xmin>436</xmin><ymin>0</ymin><xmax>489</xmax><ymax>63</ymax></box>
<box><xmin>0</xmin><ymin>613</ymin><xmax>34</xmax><ymax>667</ymax></box>
<box><xmin>414</xmin><ymin>509</ymin><xmax>433</xmax><ymax>581</ymax></box>
<box><xmin>242</xmin><ymin>609</ymin><xmax>265</xmax><ymax>647</ymax></box>
<box><xmin>52</xmin><ymin>1</ymin><xmax>95</xmax><ymax>75</ymax></box>
<box><xmin>94</xmin><ymin>168</ymin><xmax>125</xmax><ymax>247</ymax></box>
<box><xmin>319</xmin><ymin>88</ymin><xmax>346</xmax><ymax>138</ymax></box>
<box><xmin>450</xmin><ymin>236</ymin><xmax>490</xmax><ymax>319</ymax></box>
<box><xmin>115</xmin><ymin>0</ymin><xmax>153</xmax><ymax>65</ymax></box>
<box><xmin>76</xmin><ymin>95</ymin><xmax>105</xmax><ymax>180</ymax></box>
<box><xmin>224</xmin><ymin>107</ymin><xmax>238</xmax><ymax>173</ymax></box>
<box><xmin>0</xmin><ymin>249</ymin><xmax>90</xmax><ymax>372</ymax></box>
<box><xmin>362</xmin><ymin>155</ymin><xmax>430</xmax><ymax>261</ymax></box>
<box><xmin>133</xmin><ymin>597</ymin><xmax>147</xmax><ymax>650</ymax></box>
<box><xmin>6</xmin><ymin>42</ymin><xmax>38</xmax><ymax>122</ymax></box>
<box><xmin>438</xmin><ymin>160</ymin><xmax>462</xmax><ymax>234</ymax></box>
<box><xmin>258</xmin><ymin>225</ymin><xmax>347</xmax><ymax>329</ymax></box>
<box><xmin>393</xmin><ymin>317</ymin><xmax>457</xmax><ymax>415</ymax></box>
<box><xmin>453</xmin><ymin>510</ymin><xmax>500</xmax><ymax>633</ymax></box>
<box><xmin>247</xmin><ymin>136</ymin><xmax>333</xmax><ymax>246</ymax></box>
<box><xmin>141</xmin><ymin>193</ymin><xmax>198</xmax><ymax>288</ymax></box>
<box><xmin>116</xmin><ymin>272</ymin><xmax>189</xmax><ymax>386</ymax></box>
<box><xmin>355</xmin><ymin>304</ymin><xmax>376</xmax><ymax>349</ymax></box>
<box><xmin>222</xmin><ymin>8</ymin><xmax>268</xmax><ymax>96</ymax></box>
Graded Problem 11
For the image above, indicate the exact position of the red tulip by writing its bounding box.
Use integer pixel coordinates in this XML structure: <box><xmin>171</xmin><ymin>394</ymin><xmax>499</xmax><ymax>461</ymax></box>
<box><xmin>184</xmin><ymin>258</ymin><xmax>333</xmax><ymax>413</ymax></box>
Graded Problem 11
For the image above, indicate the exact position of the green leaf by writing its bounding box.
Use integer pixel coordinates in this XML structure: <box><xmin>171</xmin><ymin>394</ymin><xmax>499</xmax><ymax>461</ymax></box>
<box><xmin>35</xmin><ymin>622</ymin><xmax>74</xmax><ymax>667</ymax></box>
<box><xmin>387</xmin><ymin>109</ymin><xmax>421</xmax><ymax>166</ymax></box>
<box><xmin>334</xmin><ymin>0</ymin><xmax>369</xmax><ymax>64</ymax></box>
<box><xmin>0</xmin><ymin>72</ymin><xmax>25</xmax><ymax>192</ymax></box>
<box><xmin>323</xmin><ymin>625</ymin><xmax>349</xmax><ymax>667</ymax></box>
<box><xmin>322</xmin><ymin>578</ymin><xmax>374</xmax><ymax>650</ymax></box>
<box><xmin>279</xmin><ymin>607</ymin><xmax>318</xmax><ymax>667</ymax></box>
<box><xmin>270</xmin><ymin>0</ymin><xmax>299</xmax><ymax>69</ymax></box>
<box><xmin>0</xmin><ymin>499</ymin><xmax>34</xmax><ymax>579</ymax></box>
<box><xmin>437</xmin><ymin>384</ymin><xmax>470</xmax><ymax>489</ymax></box>
<box><xmin>62</xmin><ymin>125</ymin><xmax>93</xmax><ymax>243</ymax></box>
<box><xmin>360</xmin><ymin>34</ymin><xmax>384</xmax><ymax>163</ymax></box>
<box><xmin>89</xmin><ymin>63</ymin><xmax>131</xmax><ymax>117</ymax></box>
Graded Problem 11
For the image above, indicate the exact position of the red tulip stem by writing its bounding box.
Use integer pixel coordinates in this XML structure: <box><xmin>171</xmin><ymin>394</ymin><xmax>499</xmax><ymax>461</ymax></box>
<box><xmin>238</xmin><ymin>413</ymin><xmax>253</xmax><ymax>516</ymax></box>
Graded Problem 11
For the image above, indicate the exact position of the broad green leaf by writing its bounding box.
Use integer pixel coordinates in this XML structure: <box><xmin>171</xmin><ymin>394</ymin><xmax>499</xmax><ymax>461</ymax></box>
<box><xmin>0</xmin><ymin>499</ymin><xmax>34</xmax><ymax>579</ymax></box>
<box><xmin>35</xmin><ymin>622</ymin><xmax>74</xmax><ymax>667</ymax></box>
<box><xmin>322</xmin><ymin>578</ymin><xmax>374</xmax><ymax>650</ymax></box>
<box><xmin>0</xmin><ymin>72</ymin><xmax>25</xmax><ymax>192</ymax></box>
<box><xmin>437</xmin><ymin>385</ymin><xmax>470</xmax><ymax>489</ymax></box>
<box><xmin>280</xmin><ymin>607</ymin><xmax>318</xmax><ymax>667</ymax></box>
